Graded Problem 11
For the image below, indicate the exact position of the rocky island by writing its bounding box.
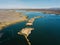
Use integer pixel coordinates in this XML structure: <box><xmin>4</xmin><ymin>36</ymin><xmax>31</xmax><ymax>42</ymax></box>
<box><xmin>18</xmin><ymin>28</ymin><xmax>34</xmax><ymax>45</ymax></box>
<box><xmin>18</xmin><ymin>16</ymin><xmax>41</xmax><ymax>45</ymax></box>
<box><xmin>26</xmin><ymin>16</ymin><xmax>41</xmax><ymax>26</ymax></box>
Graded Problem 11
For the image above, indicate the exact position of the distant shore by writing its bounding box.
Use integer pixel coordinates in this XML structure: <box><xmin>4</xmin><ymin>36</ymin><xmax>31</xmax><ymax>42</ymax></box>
<box><xmin>21</xmin><ymin>9</ymin><xmax>60</xmax><ymax>14</ymax></box>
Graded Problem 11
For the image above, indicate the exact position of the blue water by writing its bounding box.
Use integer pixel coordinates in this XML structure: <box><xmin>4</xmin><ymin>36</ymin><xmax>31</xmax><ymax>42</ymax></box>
<box><xmin>0</xmin><ymin>12</ymin><xmax>60</xmax><ymax>45</ymax></box>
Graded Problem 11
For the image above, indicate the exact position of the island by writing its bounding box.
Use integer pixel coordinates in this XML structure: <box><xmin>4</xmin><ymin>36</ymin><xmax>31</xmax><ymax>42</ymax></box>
<box><xmin>26</xmin><ymin>16</ymin><xmax>42</xmax><ymax>26</ymax></box>
<box><xmin>18</xmin><ymin>28</ymin><xmax>34</xmax><ymax>45</ymax></box>
<box><xmin>18</xmin><ymin>16</ymin><xmax>41</xmax><ymax>45</ymax></box>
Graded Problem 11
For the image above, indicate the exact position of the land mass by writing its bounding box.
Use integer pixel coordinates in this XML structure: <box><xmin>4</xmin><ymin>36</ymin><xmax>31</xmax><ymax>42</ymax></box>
<box><xmin>0</xmin><ymin>10</ymin><xmax>28</xmax><ymax>30</ymax></box>
<box><xmin>26</xmin><ymin>16</ymin><xmax>42</xmax><ymax>26</ymax></box>
<box><xmin>18</xmin><ymin>16</ymin><xmax>41</xmax><ymax>45</ymax></box>
<box><xmin>0</xmin><ymin>9</ymin><xmax>60</xmax><ymax>14</ymax></box>
<box><xmin>0</xmin><ymin>8</ymin><xmax>60</xmax><ymax>30</ymax></box>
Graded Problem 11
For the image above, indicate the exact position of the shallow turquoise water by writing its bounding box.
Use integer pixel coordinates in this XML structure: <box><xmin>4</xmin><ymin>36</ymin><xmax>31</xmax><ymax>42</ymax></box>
<box><xmin>0</xmin><ymin>12</ymin><xmax>60</xmax><ymax>45</ymax></box>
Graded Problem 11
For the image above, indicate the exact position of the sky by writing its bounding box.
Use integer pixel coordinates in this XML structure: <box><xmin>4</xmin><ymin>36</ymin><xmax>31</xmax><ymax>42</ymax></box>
<box><xmin>0</xmin><ymin>0</ymin><xmax>60</xmax><ymax>9</ymax></box>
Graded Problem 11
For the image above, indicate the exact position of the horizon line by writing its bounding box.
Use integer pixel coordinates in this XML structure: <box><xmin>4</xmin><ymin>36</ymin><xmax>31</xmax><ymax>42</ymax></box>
<box><xmin>0</xmin><ymin>7</ymin><xmax>60</xmax><ymax>9</ymax></box>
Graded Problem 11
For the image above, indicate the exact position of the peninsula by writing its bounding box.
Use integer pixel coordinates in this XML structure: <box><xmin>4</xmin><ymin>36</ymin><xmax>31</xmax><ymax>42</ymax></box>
<box><xmin>18</xmin><ymin>16</ymin><xmax>41</xmax><ymax>45</ymax></box>
<box><xmin>0</xmin><ymin>10</ymin><xmax>28</xmax><ymax>30</ymax></box>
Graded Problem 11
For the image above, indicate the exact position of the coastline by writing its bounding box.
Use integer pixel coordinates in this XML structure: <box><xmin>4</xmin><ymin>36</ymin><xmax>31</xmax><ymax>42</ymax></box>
<box><xmin>0</xmin><ymin>10</ymin><xmax>28</xmax><ymax>30</ymax></box>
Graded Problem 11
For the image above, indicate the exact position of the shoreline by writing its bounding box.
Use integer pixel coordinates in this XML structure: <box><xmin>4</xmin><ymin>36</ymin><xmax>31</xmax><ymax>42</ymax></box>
<box><xmin>0</xmin><ymin>19</ymin><xmax>27</xmax><ymax>30</ymax></box>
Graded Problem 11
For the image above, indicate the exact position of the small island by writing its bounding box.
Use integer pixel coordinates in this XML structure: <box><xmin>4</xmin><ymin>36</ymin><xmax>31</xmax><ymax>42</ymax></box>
<box><xmin>18</xmin><ymin>28</ymin><xmax>34</xmax><ymax>45</ymax></box>
<box><xmin>26</xmin><ymin>16</ymin><xmax>42</xmax><ymax>26</ymax></box>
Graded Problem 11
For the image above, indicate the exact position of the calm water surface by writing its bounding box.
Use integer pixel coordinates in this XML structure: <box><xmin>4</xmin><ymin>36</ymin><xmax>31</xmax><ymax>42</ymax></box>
<box><xmin>0</xmin><ymin>11</ymin><xmax>60</xmax><ymax>45</ymax></box>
